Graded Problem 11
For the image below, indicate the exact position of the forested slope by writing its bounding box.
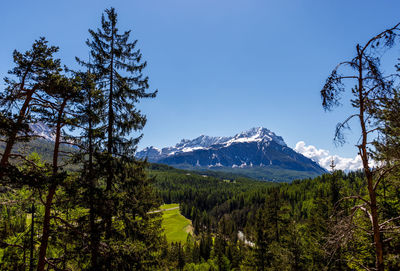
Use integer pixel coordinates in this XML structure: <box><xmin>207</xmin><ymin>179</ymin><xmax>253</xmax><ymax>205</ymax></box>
<box><xmin>151</xmin><ymin>165</ymin><xmax>400</xmax><ymax>270</ymax></box>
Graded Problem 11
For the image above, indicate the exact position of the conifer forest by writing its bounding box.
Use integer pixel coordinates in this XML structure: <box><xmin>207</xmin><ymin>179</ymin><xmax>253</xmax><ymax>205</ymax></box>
<box><xmin>1</xmin><ymin>5</ymin><xmax>400</xmax><ymax>271</ymax></box>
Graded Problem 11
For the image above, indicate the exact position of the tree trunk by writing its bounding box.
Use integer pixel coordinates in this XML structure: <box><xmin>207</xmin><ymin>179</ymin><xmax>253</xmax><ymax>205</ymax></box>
<box><xmin>29</xmin><ymin>203</ymin><xmax>35</xmax><ymax>271</ymax></box>
<box><xmin>0</xmin><ymin>89</ymin><xmax>35</xmax><ymax>169</ymax></box>
<box><xmin>88</xmin><ymin>89</ymin><xmax>99</xmax><ymax>269</ymax></box>
<box><xmin>0</xmin><ymin>63</ymin><xmax>35</xmax><ymax>170</ymax></box>
<box><xmin>106</xmin><ymin>21</ymin><xmax>115</xmax><ymax>191</ymax></box>
<box><xmin>274</xmin><ymin>192</ymin><xmax>279</xmax><ymax>243</ymax></box>
<box><xmin>105</xmin><ymin>21</ymin><xmax>115</xmax><ymax>243</ymax></box>
<box><xmin>37</xmin><ymin>100</ymin><xmax>66</xmax><ymax>271</ymax></box>
<box><xmin>368</xmin><ymin>174</ymin><xmax>384</xmax><ymax>271</ymax></box>
<box><xmin>36</xmin><ymin>186</ymin><xmax>56</xmax><ymax>271</ymax></box>
<box><xmin>357</xmin><ymin>45</ymin><xmax>384</xmax><ymax>271</ymax></box>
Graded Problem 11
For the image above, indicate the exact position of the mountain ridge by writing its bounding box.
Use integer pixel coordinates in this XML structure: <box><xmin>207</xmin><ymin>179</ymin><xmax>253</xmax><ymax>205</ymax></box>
<box><xmin>137</xmin><ymin>127</ymin><xmax>327</xmax><ymax>182</ymax></box>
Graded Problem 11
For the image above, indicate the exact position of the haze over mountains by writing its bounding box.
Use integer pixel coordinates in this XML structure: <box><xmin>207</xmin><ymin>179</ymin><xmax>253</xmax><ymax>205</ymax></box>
<box><xmin>137</xmin><ymin>127</ymin><xmax>327</xmax><ymax>181</ymax></box>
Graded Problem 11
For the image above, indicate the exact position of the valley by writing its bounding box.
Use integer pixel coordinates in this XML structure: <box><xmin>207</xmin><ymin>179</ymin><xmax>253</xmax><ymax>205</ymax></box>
<box><xmin>1</xmin><ymin>3</ymin><xmax>400</xmax><ymax>270</ymax></box>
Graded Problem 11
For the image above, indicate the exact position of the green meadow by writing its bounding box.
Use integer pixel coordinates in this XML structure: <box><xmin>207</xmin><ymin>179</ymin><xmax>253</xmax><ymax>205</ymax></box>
<box><xmin>161</xmin><ymin>203</ymin><xmax>193</xmax><ymax>243</ymax></box>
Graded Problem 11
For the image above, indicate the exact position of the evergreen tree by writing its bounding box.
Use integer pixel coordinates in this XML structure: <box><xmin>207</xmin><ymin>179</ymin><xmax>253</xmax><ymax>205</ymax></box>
<box><xmin>76</xmin><ymin>6</ymin><xmax>156</xmax><ymax>160</ymax></box>
<box><xmin>0</xmin><ymin>38</ymin><xmax>60</xmax><ymax>177</ymax></box>
<box><xmin>71</xmin><ymin>69</ymin><xmax>105</xmax><ymax>270</ymax></box>
<box><xmin>32</xmin><ymin>73</ymin><xmax>81</xmax><ymax>271</ymax></box>
<box><xmin>199</xmin><ymin>232</ymin><xmax>212</xmax><ymax>261</ymax></box>
<box><xmin>373</xmin><ymin>89</ymin><xmax>400</xmax><ymax>167</ymax></box>
<box><xmin>372</xmin><ymin>78</ymin><xmax>400</xmax><ymax>271</ymax></box>
<box><xmin>76</xmin><ymin>6</ymin><xmax>157</xmax><ymax>245</ymax></box>
<box><xmin>254</xmin><ymin>206</ymin><xmax>272</xmax><ymax>270</ymax></box>
<box><xmin>74</xmin><ymin>7</ymin><xmax>162</xmax><ymax>269</ymax></box>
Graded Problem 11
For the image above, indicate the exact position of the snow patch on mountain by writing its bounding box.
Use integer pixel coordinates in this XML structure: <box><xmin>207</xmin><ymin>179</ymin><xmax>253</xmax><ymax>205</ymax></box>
<box><xmin>137</xmin><ymin>128</ymin><xmax>328</xmax><ymax>180</ymax></box>
<box><xmin>223</xmin><ymin>127</ymin><xmax>286</xmax><ymax>147</ymax></box>
<box><xmin>136</xmin><ymin>127</ymin><xmax>287</xmax><ymax>160</ymax></box>
<box><xmin>176</xmin><ymin>135</ymin><xmax>230</xmax><ymax>150</ymax></box>
<box><xmin>29</xmin><ymin>122</ymin><xmax>55</xmax><ymax>141</ymax></box>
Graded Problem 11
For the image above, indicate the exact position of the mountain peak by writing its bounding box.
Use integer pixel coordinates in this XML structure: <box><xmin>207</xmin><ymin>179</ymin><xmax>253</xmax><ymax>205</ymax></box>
<box><xmin>175</xmin><ymin>134</ymin><xmax>230</xmax><ymax>150</ymax></box>
<box><xmin>136</xmin><ymin>127</ymin><xmax>326</xmax><ymax>182</ymax></box>
<box><xmin>137</xmin><ymin>127</ymin><xmax>288</xmax><ymax>161</ymax></box>
<box><xmin>227</xmin><ymin>127</ymin><xmax>286</xmax><ymax>147</ymax></box>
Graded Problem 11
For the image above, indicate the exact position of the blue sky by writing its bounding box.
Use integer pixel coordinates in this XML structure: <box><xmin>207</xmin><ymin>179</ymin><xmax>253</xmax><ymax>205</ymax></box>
<box><xmin>1</xmin><ymin>0</ymin><xmax>400</xmax><ymax>161</ymax></box>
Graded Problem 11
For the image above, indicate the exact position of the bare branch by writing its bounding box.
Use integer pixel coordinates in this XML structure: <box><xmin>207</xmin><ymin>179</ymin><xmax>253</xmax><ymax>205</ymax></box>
<box><xmin>339</xmin><ymin>195</ymin><xmax>371</xmax><ymax>206</ymax></box>
<box><xmin>362</xmin><ymin>22</ymin><xmax>400</xmax><ymax>53</ymax></box>
<box><xmin>0</xmin><ymin>241</ymin><xmax>24</xmax><ymax>249</ymax></box>
<box><xmin>334</xmin><ymin>114</ymin><xmax>359</xmax><ymax>145</ymax></box>
<box><xmin>373</xmin><ymin>164</ymin><xmax>400</xmax><ymax>191</ymax></box>
<box><xmin>379</xmin><ymin>216</ymin><xmax>400</xmax><ymax>229</ymax></box>
<box><xmin>359</xmin><ymin>206</ymin><xmax>373</xmax><ymax>226</ymax></box>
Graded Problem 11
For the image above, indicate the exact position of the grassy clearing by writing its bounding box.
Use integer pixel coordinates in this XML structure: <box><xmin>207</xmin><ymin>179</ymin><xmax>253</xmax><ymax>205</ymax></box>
<box><xmin>161</xmin><ymin>203</ymin><xmax>193</xmax><ymax>243</ymax></box>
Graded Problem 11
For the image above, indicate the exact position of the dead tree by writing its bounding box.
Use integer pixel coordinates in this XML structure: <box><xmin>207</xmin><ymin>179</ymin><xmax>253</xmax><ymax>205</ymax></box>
<box><xmin>321</xmin><ymin>22</ymin><xmax>400</xmax><ymax>271</ymax></box>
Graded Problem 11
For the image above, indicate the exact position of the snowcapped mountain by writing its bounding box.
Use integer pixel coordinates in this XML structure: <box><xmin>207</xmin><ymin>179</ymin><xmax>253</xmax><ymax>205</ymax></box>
<box><xmin>137</xmin><ymin>127</ymin><xmax>286</xmax><ymax>159</ymax></box>
<box><xmin>138</xmin><ymin>134</ymin><xmax>231</xmax><ymax>159</ymax></box>
<box><xmin>29</xmin><ymin>122</ymin><xmax>55</xmax><ymax>141</ymax></box>
<box><xmin>136</xmin><ymin>127</ymin><xmax>327</xmax><ymax>182</ymax></box>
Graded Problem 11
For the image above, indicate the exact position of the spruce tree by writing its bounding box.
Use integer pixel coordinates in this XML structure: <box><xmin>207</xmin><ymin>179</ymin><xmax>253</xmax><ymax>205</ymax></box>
<box><xmin>76</xmin><ymin>7</ymin><xmax>157</xmax><ymax>160</ymax></box>
<box><xmin>76</xmin><ymin>5</ymin><xmax>157</xmax><ymax>240</ymax></box>
<box><xmin>73</xmin><ymin>69</ymin><xmax>105</xmax><ymax>270</ymax></box>
<box><xmin>76</xmin><ymin>7</ymin><xmax>162</xmax><ymax>269</ymax></box>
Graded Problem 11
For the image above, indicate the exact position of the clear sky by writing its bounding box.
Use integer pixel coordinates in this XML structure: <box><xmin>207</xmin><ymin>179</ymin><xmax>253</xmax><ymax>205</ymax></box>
<box><xmin>1</xmin><ymin>0</ymin><xmax>400</xmax><ymax>161</ymax></box>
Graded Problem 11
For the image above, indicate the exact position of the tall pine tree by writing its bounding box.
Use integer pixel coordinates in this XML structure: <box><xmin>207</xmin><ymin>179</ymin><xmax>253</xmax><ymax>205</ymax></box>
<box><xmin>76</xmin><ymin>7</ymin><xmax>163</xmax><ymax>269</ymax></box>
<box><xmin>0</xmin><ymin>38</ymin><xmax>60</xmax><ymax>177</ymax></box>
<box><xmin>32</xmin><ymin>73</ymin><xmax>82</xmax><ymax>271</ymax></box>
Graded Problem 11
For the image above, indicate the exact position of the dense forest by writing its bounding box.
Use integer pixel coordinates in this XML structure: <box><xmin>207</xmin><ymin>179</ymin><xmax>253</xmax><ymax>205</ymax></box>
<box><xmin>151</xmin><ymin>165</ymin><xmax>400</xmax><ymax>270</ymax></box>
<box><xmin>1</xmin><ymin>7</ymin><xmax>400</xmax><ymax>271</ymax></box>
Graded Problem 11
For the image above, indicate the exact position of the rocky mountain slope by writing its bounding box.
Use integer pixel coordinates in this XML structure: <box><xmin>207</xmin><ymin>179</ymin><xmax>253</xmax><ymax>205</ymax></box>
<box><xmin>137</xmin><ymin>127</ymin><xmax>327</xmax><ymax>181</ymax></box>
